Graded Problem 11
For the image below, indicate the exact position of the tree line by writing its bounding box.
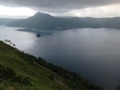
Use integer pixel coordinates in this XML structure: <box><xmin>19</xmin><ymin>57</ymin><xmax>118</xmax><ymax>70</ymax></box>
<box><xmin>18</xmin><ymin>51</ymin><xmax>103</xmax><ymax>90</ymax></box>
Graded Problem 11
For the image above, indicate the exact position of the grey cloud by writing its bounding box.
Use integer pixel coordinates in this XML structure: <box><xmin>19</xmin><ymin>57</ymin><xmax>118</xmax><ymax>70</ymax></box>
<box><xmin>0</xmin><ymin>0</ymin><xmax>120</xmax><ymax>12</ymax></box>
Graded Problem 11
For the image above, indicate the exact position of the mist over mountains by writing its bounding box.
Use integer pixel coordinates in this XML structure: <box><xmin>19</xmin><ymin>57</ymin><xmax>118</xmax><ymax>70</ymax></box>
<box><xmin>7</xmin><ymin>12</ymin><xmax>120</xmax><ymax>30</ymax></box>
<box><xmin>0</xmin><ymin>18</ymin><xmax>17</xmax><ymax>25</ymax></box>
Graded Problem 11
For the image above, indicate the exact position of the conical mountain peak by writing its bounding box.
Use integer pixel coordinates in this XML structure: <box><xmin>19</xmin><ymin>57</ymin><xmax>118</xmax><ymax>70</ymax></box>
<box><xmin>34</xmin><ymin>12</ymin><xmax>52</xmax><ymax>18</ymax></box>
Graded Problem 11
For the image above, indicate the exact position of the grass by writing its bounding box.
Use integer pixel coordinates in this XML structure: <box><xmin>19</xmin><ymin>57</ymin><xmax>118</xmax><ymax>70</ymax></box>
<box><xmin>0</xmin><ymin>41</ymin><xmax>103</xmax><ymax>90</ymax></box>
<box><xmin>0</xmin><ymin>41</ymin><xmax>71</xmax><ymax>90</ymax></box>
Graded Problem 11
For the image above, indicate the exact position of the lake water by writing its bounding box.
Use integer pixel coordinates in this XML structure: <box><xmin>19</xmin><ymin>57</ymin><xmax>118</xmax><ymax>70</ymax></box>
<box><xmin>1</xmin><ymin>25</ymin><xmax>120</xmax><ymax>90</ymax></box>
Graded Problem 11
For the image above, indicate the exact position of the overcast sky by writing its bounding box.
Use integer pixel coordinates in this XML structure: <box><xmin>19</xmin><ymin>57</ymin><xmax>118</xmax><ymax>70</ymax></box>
<box><xmin>0</xmin><ymin>0</ymin><xmax>120</xmax><ymax>18</ymax></box>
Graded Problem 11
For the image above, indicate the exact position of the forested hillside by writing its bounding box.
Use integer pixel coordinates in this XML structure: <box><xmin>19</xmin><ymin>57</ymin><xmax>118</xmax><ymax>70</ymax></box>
<box><xmin>0</xmin><ymin>41</ymin><xmax>102</xmax><ymax>90</ymax></box>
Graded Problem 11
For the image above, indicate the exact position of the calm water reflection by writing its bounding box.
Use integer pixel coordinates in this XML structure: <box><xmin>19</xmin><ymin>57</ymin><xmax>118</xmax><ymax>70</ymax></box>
<box><xmin>1</xmin><ymin>26</ymin><xmax>120</xmax><ymax>90</ymax></box>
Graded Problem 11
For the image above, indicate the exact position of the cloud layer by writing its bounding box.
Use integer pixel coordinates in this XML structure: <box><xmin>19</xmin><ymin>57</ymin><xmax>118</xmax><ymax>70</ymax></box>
<box><xmin>0</xmin><ymin>0</ymin><xmax>120</xmax><ymax>17</ymax></box>
<box><xmin>0</xmin><ymin>0</ymin><xmax>120</xmax><ymax>10</ymax></box>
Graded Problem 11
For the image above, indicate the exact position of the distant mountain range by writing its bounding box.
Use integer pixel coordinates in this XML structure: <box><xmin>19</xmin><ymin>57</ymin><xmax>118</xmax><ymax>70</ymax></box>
<box><xmin>7</xmin><ymin>12</ymin><xmax>120</xmax><ymax>30</ymax></box>
<box><xmin>0</xmin><ymin>18</ymin><xmax>17</xmax><ymax>25</ymax></box>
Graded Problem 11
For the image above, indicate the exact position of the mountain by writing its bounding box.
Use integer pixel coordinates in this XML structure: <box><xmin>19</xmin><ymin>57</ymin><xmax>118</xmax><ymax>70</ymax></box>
<box><xmin>80</xmin><ymin>17</ymin><xmax>108</xmax><ymax>27</ymax></box>
<box><xmin>81</xmin><ymin>17</ymin><xmax>120</xmax><ymax>28</ymax></box>
<box><xmin>102</xmin><ymin>17</ymin><xmax>120</xmax><ymax>28</ymax></box>
<box><xmin>0</xmin><ymin>18</ymin><xmax>17</xmax><ymax>25</ymax></box>
<box><xmin>7</xmin><ymin>12</ymin><xmax>120</xmax><ymax>30</ymax></box>
<box><xmin>7</xmin><ymin>12</ymin><xmax>96</xmax><ymax>30</ymax></box>
<box><xmin>0</xmin><ymin>40</ymin><xmax>102</xmax><ymax>90</ymax></box>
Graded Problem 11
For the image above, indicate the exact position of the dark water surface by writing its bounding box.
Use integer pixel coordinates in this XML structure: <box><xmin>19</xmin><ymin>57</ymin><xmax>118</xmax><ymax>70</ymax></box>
<box><xmin>1</xmin><ymin>25</ymin><xmax>120</xmax><ymax>90</ymax></box>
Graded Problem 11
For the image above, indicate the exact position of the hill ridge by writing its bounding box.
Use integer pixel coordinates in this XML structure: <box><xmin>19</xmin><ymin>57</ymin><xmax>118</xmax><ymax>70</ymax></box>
<box><xmin>0</xmin><ymin>41</ymin><xmax>103</xmax><ymax>90</ymax></box>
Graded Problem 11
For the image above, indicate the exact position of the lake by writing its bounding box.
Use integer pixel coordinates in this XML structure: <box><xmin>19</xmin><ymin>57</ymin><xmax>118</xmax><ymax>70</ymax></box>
<box><xmin>1</xmin><ymin>25</ymin><xmax>120</xmax><ymax>90</ymax></box>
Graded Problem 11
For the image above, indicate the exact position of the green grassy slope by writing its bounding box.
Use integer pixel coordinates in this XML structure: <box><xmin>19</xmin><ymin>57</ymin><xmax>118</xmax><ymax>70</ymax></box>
<box><xmin>0</xmin><ymin>41</ymin><xmax>103</xmax><ymax>90</ymax></box>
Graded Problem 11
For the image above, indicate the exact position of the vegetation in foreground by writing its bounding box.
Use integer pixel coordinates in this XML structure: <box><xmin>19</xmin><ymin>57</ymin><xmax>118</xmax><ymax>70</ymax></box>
<box><xmin>0</xmin><ymin>41</ymin><xmax>103</xmax><ymax>90</ymax></box>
